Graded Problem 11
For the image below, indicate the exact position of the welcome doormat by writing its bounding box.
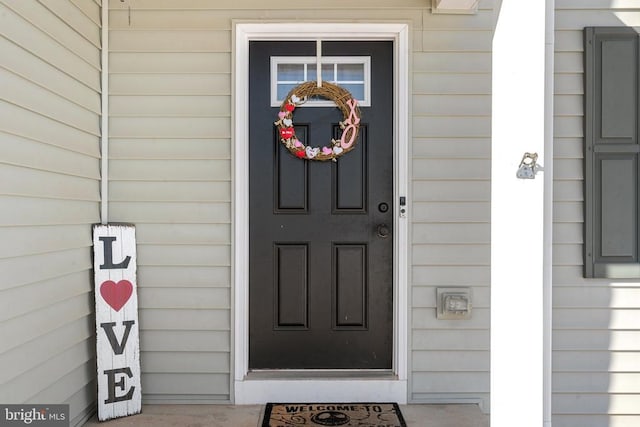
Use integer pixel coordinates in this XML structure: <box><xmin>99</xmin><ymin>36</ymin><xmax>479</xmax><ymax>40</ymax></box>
<box><xmin>262</xmin><ymin>403</ymin><xmax>407</xmax><ymax>427</ymax></box>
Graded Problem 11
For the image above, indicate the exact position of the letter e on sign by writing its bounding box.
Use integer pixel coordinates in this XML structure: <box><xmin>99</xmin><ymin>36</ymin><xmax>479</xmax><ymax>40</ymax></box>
<box><xmin>93</xmin><ymin>224</ymin><xmax>141</xmax><ymax>421</ymax></box>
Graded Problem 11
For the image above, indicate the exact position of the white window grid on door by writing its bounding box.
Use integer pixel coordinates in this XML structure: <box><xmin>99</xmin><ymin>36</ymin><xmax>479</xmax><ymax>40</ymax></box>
<box><xmin>270</xmin><ymin>56</ymin><xmax>371</xmax><ymax>107</ymax></box>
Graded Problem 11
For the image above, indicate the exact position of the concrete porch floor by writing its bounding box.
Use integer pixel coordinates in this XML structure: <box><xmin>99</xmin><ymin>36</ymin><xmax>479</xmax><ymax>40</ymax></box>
<box><xmin>83</xmin><ymin>404</ymin><xmax>489</xmax><ymax>426</ymax></box>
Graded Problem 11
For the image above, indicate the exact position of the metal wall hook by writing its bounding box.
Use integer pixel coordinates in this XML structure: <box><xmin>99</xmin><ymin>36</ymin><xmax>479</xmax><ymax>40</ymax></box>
<box><xmin>516</xmin><ymin>152</ymin><xmax>540</xmax><ymax>179</ymax></box>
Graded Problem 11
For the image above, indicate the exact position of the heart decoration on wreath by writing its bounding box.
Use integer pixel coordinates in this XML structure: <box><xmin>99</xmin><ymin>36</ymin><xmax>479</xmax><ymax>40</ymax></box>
<box><xmin>274</xmin><ymin>81</ymin><xmax>361</xmax><ymax>161</ymax></box>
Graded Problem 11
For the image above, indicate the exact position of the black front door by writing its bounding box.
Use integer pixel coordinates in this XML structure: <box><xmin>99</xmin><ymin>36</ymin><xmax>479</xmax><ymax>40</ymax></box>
<box><xmin>249</xmin><ymin>41</ymin><xmax>393</xmax><ymax>369</ymax></box>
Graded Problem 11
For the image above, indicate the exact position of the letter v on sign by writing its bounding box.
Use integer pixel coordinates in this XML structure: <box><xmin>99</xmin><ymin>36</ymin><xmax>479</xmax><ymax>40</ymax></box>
<box><xmin>100</xmin><ymin>321</ymin><xmax>136</xmax><ymax>355</ymax></box>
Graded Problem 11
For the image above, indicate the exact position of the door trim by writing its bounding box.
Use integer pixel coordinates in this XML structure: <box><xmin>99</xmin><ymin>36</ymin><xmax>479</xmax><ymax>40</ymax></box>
<box><xmin>233</xmin><ymin>22</ymin><xmax>410</xmax><ymax>404</ymax></box>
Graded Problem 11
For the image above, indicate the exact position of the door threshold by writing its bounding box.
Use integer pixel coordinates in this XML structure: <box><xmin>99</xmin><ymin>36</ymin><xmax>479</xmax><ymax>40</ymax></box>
<box><xmin>235</xmin><ymin>373</ymin><xmax>407</xmax><ymax>404</ymax></box>
<box><xmin>246</xmin><ymin>370</ymin><xmax>396</xmax><ymax>380</ymax></box>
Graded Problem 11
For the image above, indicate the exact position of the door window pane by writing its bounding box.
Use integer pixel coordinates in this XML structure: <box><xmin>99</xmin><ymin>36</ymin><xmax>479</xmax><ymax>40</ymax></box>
<box><xmin>337</xmin><ymin>64</ymin><xmax>365</xmax><ymax>82</ymax></box>
<box><xmin>278</xmin><ymin>64</ymin><xmax>304</xmax><ymax>82</ymax></box>
<box><xmin>277</xmin><ymin>84</ymin><xmax>298</xmax><ymax>100</ymax></box>
<box><xmin>322</xmin><ymin>63</ymin><xmax>335</xmax><ymax>81</ymax></box>
<box><xmin>339</xmin><ymin>84</ymin><xmax>365</xmax><ymax>101</ymax></box>
<box><xmin>271</xmin><ymin>56</ymin><xmax>370</xmax><ymax>107</ymax></box>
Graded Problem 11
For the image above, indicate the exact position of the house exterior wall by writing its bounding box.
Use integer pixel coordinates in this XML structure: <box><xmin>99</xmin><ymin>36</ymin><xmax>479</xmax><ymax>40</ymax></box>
<box><xmin>107</xmin><ymin>0</ymin><xmax>493</xmax><ymax>408</ymax></box>
<box><xmin>552</xmin><ymin>1</ymin><xmax>640</xmax><ymax>426</ymax></box>
<box><xmin>411</xmin><ymin>2</ymin><xmax>492</xmax><ymax>409</ymax></box>
<box><xmin>0</xmin><ymin>0</ymin><xmax>102</xmax><ymax>425</ymax></box>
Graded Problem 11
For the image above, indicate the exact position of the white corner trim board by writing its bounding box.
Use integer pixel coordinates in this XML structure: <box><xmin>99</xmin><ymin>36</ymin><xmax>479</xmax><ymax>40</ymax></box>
<box><xmin>100</xmin><ymin>0</ymin><xmax>109</xmax><ymax>224</ymax></box>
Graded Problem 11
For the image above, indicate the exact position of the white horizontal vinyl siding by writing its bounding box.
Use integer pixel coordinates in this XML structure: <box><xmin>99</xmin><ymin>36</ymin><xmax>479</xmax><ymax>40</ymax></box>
<box><xmin>108</xmin><ymin>0</ymin><xmax>494</xmax><ymax>407</ymax></box>
<box><xmin>411</xmin><ymin>3</ymin><xmax>493</xmax><ymax>411</ymax></box>
<box><xmin>0</xmin><ymin>0</ymin><xmax>101</xmax><ymax>425</ymax></box>
<box><xmin>107</xmin><ymin>0</ymin><xmax>234</xmax><ymax>404</ymax></box>
<box><xmin>553</xmin><ymin>2</ymin><xmax>640</xmax><ymax>426</ymax></box>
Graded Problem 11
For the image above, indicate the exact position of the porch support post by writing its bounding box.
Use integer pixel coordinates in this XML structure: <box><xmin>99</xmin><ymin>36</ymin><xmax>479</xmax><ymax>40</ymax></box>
<box><xmin>491</xmin><ymin>0</ymin><xmax>553</xmax><ymax>425</ymax></box>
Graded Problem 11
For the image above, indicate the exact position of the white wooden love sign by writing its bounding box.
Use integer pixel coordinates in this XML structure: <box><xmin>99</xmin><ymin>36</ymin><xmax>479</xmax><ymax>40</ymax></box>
<box><xmin>93</xmin><ymin>224</ymin><xmax>142</xmax><ymax>421</ymax></box>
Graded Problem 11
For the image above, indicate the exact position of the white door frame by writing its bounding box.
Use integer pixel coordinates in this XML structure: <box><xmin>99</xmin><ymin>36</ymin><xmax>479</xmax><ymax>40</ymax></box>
<box><xmin>232</xmin><ymin>22</ymin><xmax>410</xmax><ymax>404</ymax></box>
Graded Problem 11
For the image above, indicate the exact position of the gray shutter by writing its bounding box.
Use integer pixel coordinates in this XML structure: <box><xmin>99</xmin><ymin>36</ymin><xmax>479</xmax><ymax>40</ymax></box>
<box><xmin>585</xmin><ymin>27</ymin><xmax>640</xmax><ymax>278</ymax></box>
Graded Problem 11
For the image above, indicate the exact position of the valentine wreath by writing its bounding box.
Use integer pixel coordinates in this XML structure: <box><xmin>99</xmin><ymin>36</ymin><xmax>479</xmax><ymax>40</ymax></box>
<box><xmin>274</xmin><ymin>81</ymin><xmax>361</xmax><ymax>161</ymax></box>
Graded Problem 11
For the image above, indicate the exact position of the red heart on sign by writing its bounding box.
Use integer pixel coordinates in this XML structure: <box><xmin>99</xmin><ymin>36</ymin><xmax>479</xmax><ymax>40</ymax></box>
<box><xmin>100</xmin><ymin>280</ymin><xmax>133</xmax><ymax>312</ymax></box>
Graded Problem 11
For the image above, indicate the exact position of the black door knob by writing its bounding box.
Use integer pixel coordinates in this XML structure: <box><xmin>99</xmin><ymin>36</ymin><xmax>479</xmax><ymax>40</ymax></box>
<box><xmin>377</xmin><ymin>224</ymin><xmax>390</xmax><ymax>238</ymax></box>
